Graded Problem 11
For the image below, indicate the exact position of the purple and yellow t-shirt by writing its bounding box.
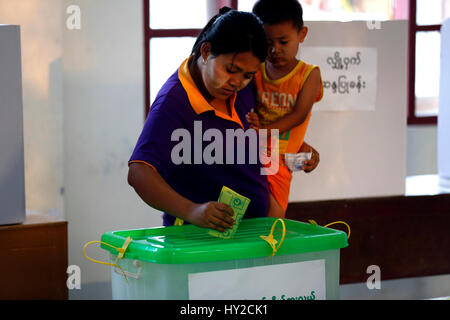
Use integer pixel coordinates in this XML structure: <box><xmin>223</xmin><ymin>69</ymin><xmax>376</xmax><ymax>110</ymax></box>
<box><xmin>129</xmin><ymin>57</ymin><xmax>270</xmax><ymax>226</ymax></box>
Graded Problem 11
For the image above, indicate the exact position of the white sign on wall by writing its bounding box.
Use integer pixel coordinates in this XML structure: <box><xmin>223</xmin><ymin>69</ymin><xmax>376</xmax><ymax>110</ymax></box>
<box><xmin>188</xmin><ymin>259</ymin><xmax>326</xmax><ymax>300</ymax></box>
<box><xmin>299</xmin><ymin>46</ymin><xmax>378</xmax><ymax>111</ymax></box>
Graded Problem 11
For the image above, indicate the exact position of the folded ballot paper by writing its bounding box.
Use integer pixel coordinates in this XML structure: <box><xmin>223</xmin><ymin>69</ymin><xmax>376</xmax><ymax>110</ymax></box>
<box><xmin>208</xmin><ymin>186</ymin><xmax>250</xmax><ymax>239</ymax></box>
<box><xmin>284</xmin><ymin>152</ymin><xmax>312</xmax><ymax>172</ymax></box>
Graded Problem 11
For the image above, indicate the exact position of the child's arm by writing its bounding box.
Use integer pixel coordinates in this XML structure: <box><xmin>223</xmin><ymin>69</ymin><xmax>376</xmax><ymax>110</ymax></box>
<box><xmin>263</xmin><ymin>68</ymin><xmax>321</xmax><ymax>134</ymax></box>
<box><xmin>268</xmin><ymin>193</ymin><xmax>285</xmax><ymax>218</ymax></box>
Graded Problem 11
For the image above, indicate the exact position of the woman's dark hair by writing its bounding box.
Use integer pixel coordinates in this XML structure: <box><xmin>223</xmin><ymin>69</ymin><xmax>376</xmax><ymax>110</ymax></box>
<box><xmin>191</xmin><ymin>7</ymin><xmax>268</xmax><ymax>62</ymax></box>
<box><xmin>252</xmin><ymin>0</ymin><xmax>304</xmax><ymax>30</ymax></box>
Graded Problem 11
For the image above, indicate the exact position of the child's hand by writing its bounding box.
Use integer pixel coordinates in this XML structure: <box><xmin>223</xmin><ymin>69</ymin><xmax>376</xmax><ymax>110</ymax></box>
<box><xmin>246</xmin><ymin>108</ymin><xmax>261</xmax><ymax>131</ymax></box>
<box><xmin>299</xmin><ymin>142</ymin><xmax>320</xmax><ymax>173</ymax></box>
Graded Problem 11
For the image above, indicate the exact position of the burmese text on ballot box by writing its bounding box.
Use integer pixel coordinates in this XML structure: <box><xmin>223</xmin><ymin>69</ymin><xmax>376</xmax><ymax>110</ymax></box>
<box><xmin>100</xmin><ymin>217</ymin><xmax>348</xmax><ymax>300</ymax></box>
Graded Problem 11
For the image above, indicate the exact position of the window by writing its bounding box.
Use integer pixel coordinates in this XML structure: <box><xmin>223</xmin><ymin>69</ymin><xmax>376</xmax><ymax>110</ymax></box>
<box><xmin>240</xmin><ymin>0</ymin><xmax>396</xmax><ymax>20</ymax></box>
<box><xmin>144</xmin><ymin>0</ymin><xmax>237</xmax><ymax>116</ymax></box>
<box><xmin>409</xmin><ymin>0</ymin><xmax>450</xmax><ymax>124</ymax></box>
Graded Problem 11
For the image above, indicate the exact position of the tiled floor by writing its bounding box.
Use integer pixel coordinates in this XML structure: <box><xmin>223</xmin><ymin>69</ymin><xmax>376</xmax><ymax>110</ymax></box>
<box><xmin>340</xmin><ymin>175</ymin><xmax>450</xmax><ymax>300</ymax></box>
<box><xmin>340</xmin><ymin>273</ymin><xmax>450</xmax><ymax>300</ymax></box>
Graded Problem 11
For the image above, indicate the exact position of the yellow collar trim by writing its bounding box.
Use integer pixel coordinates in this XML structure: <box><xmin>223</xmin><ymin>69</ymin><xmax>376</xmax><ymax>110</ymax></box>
<box><xmin>262</xmin><ymin>60</ymin><xmax>304</xmax><ymax>85</ymax></box>
<box><xmin>178</xmin><ymin>57</ymin><xmax>243</xmax><ymax>128</ymax></box>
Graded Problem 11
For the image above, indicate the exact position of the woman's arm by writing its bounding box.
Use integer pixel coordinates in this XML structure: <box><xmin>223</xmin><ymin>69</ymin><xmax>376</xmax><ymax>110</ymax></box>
<box><xmin>128</xmin><ymin>162</ymin><xmax>235</xmax><ymax>232</ymax></box>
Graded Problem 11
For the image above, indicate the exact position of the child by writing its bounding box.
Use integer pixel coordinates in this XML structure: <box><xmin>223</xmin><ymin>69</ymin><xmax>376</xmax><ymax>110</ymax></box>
<box><xmin>246</xmin><ymin>0</ymin><xmax>324</xmax><ymax>218</ymax></box>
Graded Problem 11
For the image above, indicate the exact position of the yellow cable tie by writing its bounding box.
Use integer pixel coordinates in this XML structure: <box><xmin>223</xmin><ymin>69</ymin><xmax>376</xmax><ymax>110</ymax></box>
<box><xmin>117</xmin><ymin>236</ymin><xmax>132</xmax><ymax>259</ymax></box>
<box><xmin>309</xmin><ymin>220</ymin><xmax>351</xmax><ymax>239</ymax></box>
<box><xmin>174</xmin><ymin>218</ymin><xmax>184</xmax><ymax>226</ymax></box>
<box><xmin>260</xmin><ymin>218</ymin><xmax>286</xmax><ymax>256</ymax></box>
<box><xmin>324</xmin><ymin>221</ymin><xmax>351</xmax><ymax>239</ymax></box>
<box><xmin>83</xmin><ymin>236</ymin><xmax>133</xmax><ymax>282</ymax></box>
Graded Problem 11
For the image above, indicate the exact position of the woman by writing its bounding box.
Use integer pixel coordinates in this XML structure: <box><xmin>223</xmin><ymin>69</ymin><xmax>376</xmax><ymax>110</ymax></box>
<box><xmin>128</xmin><ymin>8</ymin><xmax>319</xmax><ymax>232</ymax></box>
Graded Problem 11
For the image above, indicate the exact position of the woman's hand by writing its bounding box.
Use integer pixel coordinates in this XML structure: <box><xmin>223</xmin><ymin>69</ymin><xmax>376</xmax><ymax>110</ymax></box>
<box><xmin>187</xmin><ymin>202</ymin><xmax>235</xmax><ymax>232</ymax></box>
<box><xmin>246</xmin><ymin>108</ymin><xmax>261</xmax><ymax>131</ymax></box>
<box><xmin>299</xmin><ymin>141</ymin><xmax>320</xmax><ymax>173</ymax></box>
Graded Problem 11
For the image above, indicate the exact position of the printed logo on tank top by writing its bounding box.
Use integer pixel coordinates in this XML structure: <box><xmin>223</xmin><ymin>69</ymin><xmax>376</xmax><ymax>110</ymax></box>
<box><xmin>259</xmin><ymin>91</ymin><xmax>297</xmax><ymax>113</ymax></box>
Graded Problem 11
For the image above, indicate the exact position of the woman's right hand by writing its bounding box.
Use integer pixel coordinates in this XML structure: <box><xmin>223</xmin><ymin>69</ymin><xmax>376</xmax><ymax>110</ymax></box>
<box><xmin>187</xmin><ymin>202</ymin><xmax>235</xmax><ymax>232</ymax></box>
<box><xmin>246</xmin><ymin>108</ymin><xmax>261</xmax><ymax>131</ymax></box>
<box><xmin>128</xmin><ymin>163</ymin><xmax>235</xmax><ymax>232</ymax></box>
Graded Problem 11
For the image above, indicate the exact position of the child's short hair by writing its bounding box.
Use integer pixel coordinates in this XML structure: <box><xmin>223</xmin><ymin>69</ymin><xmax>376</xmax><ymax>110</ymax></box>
<box><xmin>252</xmin><ymin>0</ymin><xmax>304</xmax><ymax>30</ymax></box>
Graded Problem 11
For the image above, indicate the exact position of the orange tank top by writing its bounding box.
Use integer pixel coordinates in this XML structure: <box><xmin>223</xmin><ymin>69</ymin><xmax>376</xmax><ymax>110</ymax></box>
<box><xmin>254</xmin><ymin>60</ymin><xmax>323</xmax><ymax>155</ymax></box>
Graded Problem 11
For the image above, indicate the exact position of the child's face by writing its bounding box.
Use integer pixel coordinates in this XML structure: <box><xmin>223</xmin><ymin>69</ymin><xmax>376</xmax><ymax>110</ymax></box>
<box><xmin>264</xmin><ymin>21</ymin><xmax>307</xmax><ymax>69</ymax></box>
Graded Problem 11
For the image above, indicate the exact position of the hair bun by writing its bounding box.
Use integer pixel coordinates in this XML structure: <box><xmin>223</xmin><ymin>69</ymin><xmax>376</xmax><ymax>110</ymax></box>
<box><xmin>218</xmin><ymin>6</ymin><xmax>232</xmax><ymax>15</ymax></box>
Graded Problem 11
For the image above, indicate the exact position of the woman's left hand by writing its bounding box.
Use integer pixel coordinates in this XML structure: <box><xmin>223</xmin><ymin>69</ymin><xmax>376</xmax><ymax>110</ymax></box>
<box><xmin>299</xmin><ymin>141</ymin><xmax>320</xmax><ymax>173</ymax></box>
<box><xmin>246</xmin><ymin>109</ymin><xmax>261</xmax><ymax>131</ymax></box>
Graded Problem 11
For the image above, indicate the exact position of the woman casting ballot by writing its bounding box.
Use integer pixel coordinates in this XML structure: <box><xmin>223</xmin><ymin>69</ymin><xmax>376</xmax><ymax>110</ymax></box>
<box><xmin>127</xmin><ymin>8</ymin><xmax>319</xmax><ymax>231</ymax></box>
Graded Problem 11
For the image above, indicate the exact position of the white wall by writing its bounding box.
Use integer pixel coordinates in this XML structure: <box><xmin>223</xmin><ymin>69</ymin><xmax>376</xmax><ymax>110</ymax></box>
<box><xmin>62</xmin><ymin>0</ymin><xmax>162</xmax><ymax>299</ymax></box>
<box><xmin>290</xmin><ymin>21</ymin><xmax>408</xmax><ymax>202</ymax></box>
<box><xmin>0</xmin><ymin>0</ymin><xmax>156</xmax><ymax>299</ymax></box>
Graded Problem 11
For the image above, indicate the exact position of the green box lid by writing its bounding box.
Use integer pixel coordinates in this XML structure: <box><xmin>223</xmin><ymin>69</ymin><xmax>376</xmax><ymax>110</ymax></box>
<box><xmin>100</xmin><ymin>217</ymin><xmax>348</xmax><ymax>264</ymax></box>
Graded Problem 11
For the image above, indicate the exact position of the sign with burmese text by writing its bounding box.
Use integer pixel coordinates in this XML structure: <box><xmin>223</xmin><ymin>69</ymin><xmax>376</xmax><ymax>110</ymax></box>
<box><xmin>299</xmin><ymin>47</ymin><xmax>378</xmax><ymax>111</ymax></box>
<box><xmin>188</xmin><ymin>260</ymin><xmax>326</xmax><ymax>300</ymax></box>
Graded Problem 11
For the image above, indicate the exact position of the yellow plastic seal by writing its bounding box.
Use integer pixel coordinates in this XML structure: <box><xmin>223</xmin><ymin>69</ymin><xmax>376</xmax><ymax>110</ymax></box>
<box><xmin>83</xmin><ymin>236</ymin><xmax>132</xmax><ymax>282</ymax></box>
<box><xmin>174</xmin><ymin>218</ymin><xmax>184</xmax><ymax>226</ymax></box>
<box><xmin>309</xmin><ymin>219</ymin><xmax>351</xmax><ymax>239</ymax></box>
<box><xmin>260</xmin><ymin>218</ymin><xmax>286</xmax><ymax>256</ymax></box>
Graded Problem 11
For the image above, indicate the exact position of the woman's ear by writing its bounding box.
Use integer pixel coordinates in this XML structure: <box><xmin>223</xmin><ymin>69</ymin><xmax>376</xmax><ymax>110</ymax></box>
<box><xmin>200</xmin><ymin>42</ymin><xmax>212</xmax><ymax>64</ymax></box>
<box><xmin>299</xmin><ymin>26</ymin><xmax>308</xmax><ymax>43</ymax></box>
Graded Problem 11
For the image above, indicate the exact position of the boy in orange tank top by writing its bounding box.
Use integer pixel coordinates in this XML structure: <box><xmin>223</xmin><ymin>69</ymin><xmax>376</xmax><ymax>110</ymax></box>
<box><xmin>247</xmin><ymin>0</ymin><xmax>324</xmax><ymax>218</ymax></box>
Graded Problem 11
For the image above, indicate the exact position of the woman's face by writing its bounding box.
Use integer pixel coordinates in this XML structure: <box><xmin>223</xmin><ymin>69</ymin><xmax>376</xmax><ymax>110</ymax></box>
<box><xmin>200</xmin><ymin>46</ymin><xmax>261</xmax><ymax>100</ymax></box>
